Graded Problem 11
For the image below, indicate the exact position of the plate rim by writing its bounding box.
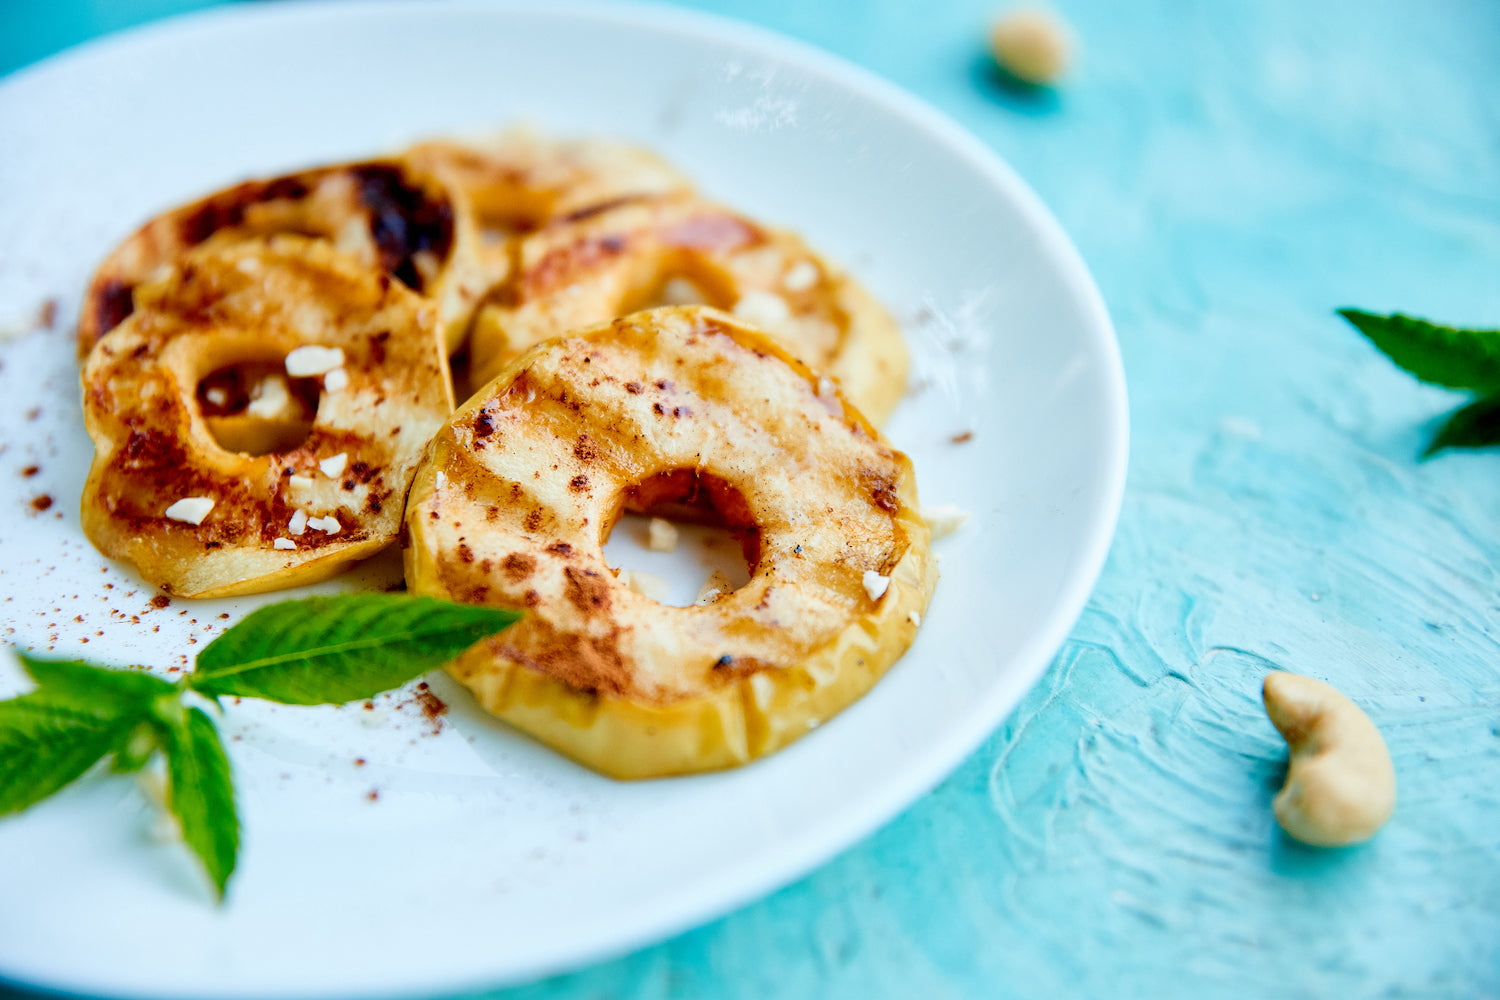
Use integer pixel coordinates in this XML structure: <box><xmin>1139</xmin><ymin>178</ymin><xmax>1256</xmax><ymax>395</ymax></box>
<box><xmin>0</xmin><ymin>1</ymin><xmax>1129</xmax><ymax>996</ymax></box>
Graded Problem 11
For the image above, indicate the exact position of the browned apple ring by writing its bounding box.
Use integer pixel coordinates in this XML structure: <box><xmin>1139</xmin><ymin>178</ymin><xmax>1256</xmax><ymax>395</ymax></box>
<box><xmin>465</xmin><ymin>194</ymin><xmax>908</xmax><ymax>425</ymax></box>
<box><xmin>80</xmin><ymin>236</ymin><xmax>454</xmax><ymax>598</ymax></box>
<box><xmin>403</xmin><ymin>306</ymin><xmax>935</xmax><ymax>779</ymax></box>
<box><xmin>78</xmin><ymin>158</ymin><xmax>485</xmax><ymax>357</ymax></box>
<box><xmin>404</xmin><ymin>130</ymin><xmax>693</xmax><ymax>244</ymax></box>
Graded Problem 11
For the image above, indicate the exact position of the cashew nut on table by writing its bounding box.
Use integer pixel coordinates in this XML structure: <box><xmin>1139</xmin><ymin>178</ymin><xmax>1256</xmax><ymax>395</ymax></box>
<box><xmin>1262</xmin><ymin>672</ymin><xmax>1396</xmax><ymax>847</ymax></box>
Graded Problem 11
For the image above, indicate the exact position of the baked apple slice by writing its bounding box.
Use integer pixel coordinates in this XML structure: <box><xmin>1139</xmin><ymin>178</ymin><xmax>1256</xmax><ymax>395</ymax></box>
<box><xmin>404</xmin><ymin>306</ymin><xmax>935</xmax><ymax>778</ymax></box>
<box><xmin>81</xmin><ymin>235</ymin><xmax>453</xmax><ymax>598</ymax></box>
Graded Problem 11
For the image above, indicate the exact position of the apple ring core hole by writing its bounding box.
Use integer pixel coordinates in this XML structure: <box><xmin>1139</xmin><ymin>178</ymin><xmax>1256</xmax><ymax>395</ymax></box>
<box><xmin>601</xmin><ymin>469</ymin><xmax>757</xmax><ymax>607</ymax></box>
<box><xmin>197</xmin><ymin>361</ymin><xmax>320</xmax><ymax>456</ymax></box>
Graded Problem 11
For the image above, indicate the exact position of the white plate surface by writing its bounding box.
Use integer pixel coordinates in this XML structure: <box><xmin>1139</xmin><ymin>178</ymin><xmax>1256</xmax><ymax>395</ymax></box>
<box><xmin>0</xmin><ymin>3</ymin><xmax>1127</xmax><ymax>997</ymax></box>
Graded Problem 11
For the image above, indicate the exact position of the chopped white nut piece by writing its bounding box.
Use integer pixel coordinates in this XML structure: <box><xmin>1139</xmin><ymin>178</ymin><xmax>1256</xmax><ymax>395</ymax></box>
<box><xmin>163</xmin><ymin>496</ymin><xmax>214</xmax><ymax>525</ymax></box>
<box><xmin>695</xmin><ymin>570</ymin><xmax>733</xmax><ymax>606</ymax></box>
<box><xmin>287</xmin><ymin>509</ymin><xmax>308</xmax><ymax>536</ymax></box>
<box><xmin>284</xmin><ymin>345</ymin><xmax>346</xmax><ymax>377</ymax></box>
<box><xmin>272</xmin><ymin>537</ymin><xmax>296</xmax><ymax>550</ymax></box>
<box><xmin>782</xmin><ymin>260</ymin><xmax>819</xmax><ymax>292</ymax></box>
<box><xmin>246</xmin><ymin>374</ymin><xmax>291</xmax><ymax>418</ymax></box>
<box><xmin>908</xmin><ymin>610</ymin><xmax>922</xmax><ymax>627</ymax></box>
<box><xmin>204</xmin><ymin>387</ymin><xmax>228</xmax><ymax>407</ymax></box>
<box><xmin>862</xmin><ymin>569</ymin><xmax>890</xmax><ymax>602</ymax></box>
<box><xmin>319</xmin><ymin>453</ymin><xmax>348</xmax><ymax>478</ymax></box>
<box><xmin>288</xmin><ymin>474</ymin><xmax>315</xmax><ymax>490</ymax></box>
<box><xmin>647</xmin><ymin>518</ymin><xmax>679</xmax><ymax>553</ymax></box>
<box><xmin>921</xmin><ymin>503</ymin><xmax>971</xmax><ymax>540</ymax></box>
<box><xmin>732</xmin><ymin>289</ymin><xmax>792</xmax><ymax>330</ymax></box>
<box><xmin>434</xmin><ymin>470</ymin><xmax>448</xmax><ymax>490</ymax></box>
<box><xmin>323</xmin><ymin>367</ymin><xmax>349</xmax><ymax>393</ymax></box>
<box><xmin>660</xmin><ymin>277</ymin><xmax>707</xmax><ymax>305</ymax></box>
<box><xmin>619</xmin><ymin>569</ymin><xmax>671</xmax><ymax>603</ymax></box>
<box><xmin>308</xmin><ymin>515</ymin><xmax>342</xmax><ymax>535</ymax></box>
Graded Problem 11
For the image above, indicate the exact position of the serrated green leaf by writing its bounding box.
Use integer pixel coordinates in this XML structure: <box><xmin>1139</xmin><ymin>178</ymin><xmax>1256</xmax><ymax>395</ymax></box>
<box><xmin>0</xmin><ymin>698</ymin><xmax>135</xmax><ymax>815</ymax></box>
<box><xmin>0</xmin><ymin>655</ymin><xmax>170</xmax><ymax>815</ymax></box>
<box><xmin>187</xmin><ymin>594</ymin><xmax>519</xmax><ymax>705</ymax></box>
<box><xmin>1339</xmin><ymin>309</ymin><xmax>1500</xmax><ymax>394</ymax></box>
<box><xmin>158</xmin><ymin>703</ymin><xmax>238</xmax><ymax>901</ymax></box>
<box><xmin>1423</xmin><ymin>395</ymin><xmax>1500</xmax><ymax>457</ymax></box>
<box><xmin>17</xmin><ymin>654</ymin><xmax>177</xmax><ymax>719</ymax></box>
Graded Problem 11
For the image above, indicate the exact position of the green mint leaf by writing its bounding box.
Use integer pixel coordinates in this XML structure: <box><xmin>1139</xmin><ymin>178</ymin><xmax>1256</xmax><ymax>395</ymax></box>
<box><xmin>1424</xmin><ymin>395</ymin><xmax>1500</xmax><ymax>457</ymax></box>
<box><xmin>157</xmin><ymin>702</ymin><xmax>238</xmax><ymax>900</ymax></box>
<box><xmin>17</xmin><ymin>654</ymin><xmax>176</xmax><ymax>717</ymax></box>
<box><xmin>0</xmin><ymin>654</ymin><xmax>172</xmax><ymax>814</ymax></box>
<box><xmin>188</xmin><ymin>594</ymin><xmax>518</xmax><ymax>705</ymax></box>
<box><xmin>0</xmin><ymin>697</ymin><xmax>136</xmax><ymax>815</ymax></box>
<box><xmin>1339</xmin><ymin>309</ymin><xmax>1500</xmax><ymax>394</ymax></box>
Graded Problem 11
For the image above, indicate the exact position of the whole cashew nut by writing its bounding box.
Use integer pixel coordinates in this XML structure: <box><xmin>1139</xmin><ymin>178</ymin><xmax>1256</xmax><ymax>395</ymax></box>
<box><xmin>1262</xmin><ymin>672</ymin><xmax>1396</xmax><ymax>847</ymax></box>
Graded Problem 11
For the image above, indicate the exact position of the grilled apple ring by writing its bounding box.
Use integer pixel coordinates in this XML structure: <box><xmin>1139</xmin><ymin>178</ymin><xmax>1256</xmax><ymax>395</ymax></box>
<box><xmin>466</xmin><ymin>195</ymin><xmax>908</xmax><ymax>426</ymax></box>
<box><xmin>404</xmin><ymin>130</ymin><xmax>693</xmax><ymax>246</ymax></box>
<box><xmin>404</xmin><ymin>306</ymin><xmax>935</xmax><ymax>779</ymax></box>
<box><xmin>78</xmin><ymin>158</ymin><xmax>484</xmax><ymax>357</ymax></box>
<box><xmin>81</xmin><ymin>236</ymin><xmax>454</xmax><ymax>598</ymax></box>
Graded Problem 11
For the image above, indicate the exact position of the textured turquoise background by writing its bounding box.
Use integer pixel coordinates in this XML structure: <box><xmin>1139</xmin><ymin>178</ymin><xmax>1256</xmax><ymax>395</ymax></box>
<box><xmin>4</xmin><ymin>0</ymin><xmax>1499</xmax><ymax>997</ymax></box>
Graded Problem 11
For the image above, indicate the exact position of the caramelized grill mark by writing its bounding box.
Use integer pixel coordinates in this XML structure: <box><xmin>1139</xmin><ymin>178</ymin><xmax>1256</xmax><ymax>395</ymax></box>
<box><xmin>353</xmin><ymin>165</ymin><xmax>454</xmax><ymax>293</ymax></box>
<box><xmin>563</xmin><ymin>565</ymin><xmax>610</xmax><ymax>613</ymax></box>
<box><xmin>859</xmin><ymin>468</ymin><xmax>901</xmax><ymax>514</ymax></box>
<box><xmin>659</xmin><ymin>212</ymin><xmax>761</xmax><ymax>251</ymax></box>
<box><xmin>501</xmin><ymin>553</ymin><xmax>536</xmax><ymax>580</ymax></box>
<box><xmin>94</xmin><ymin>280</ymin><xmax>136</xmax><ymax>339</ymax></box>
<box><xmin>525</xmin><ymin>232</ymin><xmax>634</xmax><ymax>298</ymax></box>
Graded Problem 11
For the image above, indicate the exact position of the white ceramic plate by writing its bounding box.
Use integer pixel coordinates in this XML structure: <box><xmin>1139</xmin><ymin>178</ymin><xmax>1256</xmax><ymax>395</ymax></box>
<box><xmin>0</xmin><ymin>3</ymin><xmax>1126</xmax><ymax>997</ymax></box>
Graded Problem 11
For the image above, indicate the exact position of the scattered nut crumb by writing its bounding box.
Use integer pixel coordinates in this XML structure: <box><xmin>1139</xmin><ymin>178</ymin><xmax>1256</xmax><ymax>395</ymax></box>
<box><xmin>619</xmin><ymin>569</ymin><xmax>671</xmax><ymax>603</ymax></box>
<box><xmin>246</xmin><ymin>374</ymin><xmax>292</xmax><ymax>418</ymax></box>
<box><xmin>647</xmin><ymin>518</ymin><xmax>679</xmax><ymax>553</ymax></box>
<box><xmin>695</xmin><ymin>570</ymin><xmax>733</xmax><ymax>605</ymax></box>
<box><xmin>285</xmin><ymin>345</ymin><xmax>345</xmax><ymax>377</ymax></box>
<box><xmin>163</xmin><ymin>496</ymin><xmax>214</xmax><ymax>525</ymax></box>
<box><xmin>862</xmin><ymin>569</ymin><xmax>891</xmax><ymax>601</ymax></box>
<box><xmin>659</xmin><ymin>277</ymin><xmax>707</xmax><ymax>305</ymax></box>
<box><xmin>782</xmin><ymin>261</ymin><xmax>819</xmax><ymax>292</ymax></box>
<box><xmin>920</xmin><ymin>503</ymin><xmax>971</xmax><ymax>539</ymax></box>
<box><xmin>733</xmin><ymin>289</ymin><xmax>792</xmax><ymax>330</ymax></box>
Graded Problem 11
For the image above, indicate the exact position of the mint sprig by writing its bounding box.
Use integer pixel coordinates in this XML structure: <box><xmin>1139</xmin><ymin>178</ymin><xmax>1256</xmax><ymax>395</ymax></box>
<box><xmin>1339</xmin><ymin>309</ymin><xmax>1500</xmax><ymax>455</ymax></box>
<box><xmin>192</xmin><ymin>595</ymin><xmax>518</xmax><ymax>704</ymax></box>
<box><xmin>0</xmin><ymin>593</ymin><xmax>518</xmax><ymax>901</ymax></box>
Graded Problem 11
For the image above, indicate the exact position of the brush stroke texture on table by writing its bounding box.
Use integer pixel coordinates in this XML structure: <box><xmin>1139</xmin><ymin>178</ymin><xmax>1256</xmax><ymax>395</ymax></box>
<box><xmin>3</xmin><ymin>0</ymin><xmax>1498</xmax><ymax>996</ymax></box>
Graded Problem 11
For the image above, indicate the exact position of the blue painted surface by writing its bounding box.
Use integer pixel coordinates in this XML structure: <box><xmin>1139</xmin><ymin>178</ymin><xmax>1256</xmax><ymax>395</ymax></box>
<box><xmin>4</xmin><ymin>0</ymin><xmax>1499</xmax><ymax>997</ymax></box>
